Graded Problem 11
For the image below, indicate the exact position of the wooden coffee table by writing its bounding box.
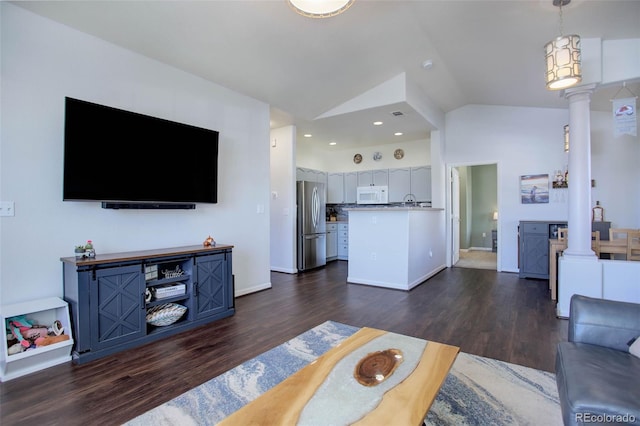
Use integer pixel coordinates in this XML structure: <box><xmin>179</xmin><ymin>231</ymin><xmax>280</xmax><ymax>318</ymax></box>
<box><xmin>218</xmin><ymin>327</ymin><xmax>459</xmax><ymax>425</ymax></box>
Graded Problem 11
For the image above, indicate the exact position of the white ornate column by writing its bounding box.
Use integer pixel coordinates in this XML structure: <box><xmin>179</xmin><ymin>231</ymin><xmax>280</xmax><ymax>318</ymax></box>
<box><xmin>563</xmin><ymin>84</ymin><xmax>597</xmax><ymax>259</ymax></box>
<box><xmin>557</xmin><ymin>84</ymin><xmax>602</xmax><ymax>318</ymax></box>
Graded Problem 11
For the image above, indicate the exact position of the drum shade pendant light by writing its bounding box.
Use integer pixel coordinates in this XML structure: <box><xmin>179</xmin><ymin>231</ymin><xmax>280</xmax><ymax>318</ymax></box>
<box><xmin>544</xmin><ymin>0</ymin><xmax>581</xmax><ymax>90</ymax></box>
<box><xmin>287</xmin><ymin>0</ymin><xmax>354</xmax><ymax>18</ymax></box>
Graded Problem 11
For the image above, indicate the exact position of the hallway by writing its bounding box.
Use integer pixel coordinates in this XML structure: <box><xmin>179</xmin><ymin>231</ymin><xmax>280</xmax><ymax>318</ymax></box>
<box><xmin>454</xmin><ymin>249</ymin><xmax>497</xmax><ymax>270</ymax></box>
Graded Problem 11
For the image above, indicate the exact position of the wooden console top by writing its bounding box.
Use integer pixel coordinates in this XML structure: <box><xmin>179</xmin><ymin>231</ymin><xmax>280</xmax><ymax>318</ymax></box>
<box><xmin>60</xmin><ymin>244</ymin><xmax>234</xmax><ymax>266</ymax></box>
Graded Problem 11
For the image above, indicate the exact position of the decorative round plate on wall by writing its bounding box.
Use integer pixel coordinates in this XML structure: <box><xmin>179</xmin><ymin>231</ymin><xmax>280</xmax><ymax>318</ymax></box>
<box><xmin>394</xmin><ymin>149</ymin><xmax>404</xmax><ymax>160</ymax></box>
<box><xmin>353</xmin><ymin>153</ymin><xmax>363</xmax><ymax>164</ymax></box>
<box><xmin>373</xmin><ymin>151</ymin><xmax>382</xmax><ymax>161</ymax></box>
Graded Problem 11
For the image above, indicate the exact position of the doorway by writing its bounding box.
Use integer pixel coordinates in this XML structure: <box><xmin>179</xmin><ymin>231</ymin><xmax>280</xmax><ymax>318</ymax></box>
<box><xmin>451</xmin><ymin>164</ymin><xmax>498</xmax><ymax>270</ymax></box>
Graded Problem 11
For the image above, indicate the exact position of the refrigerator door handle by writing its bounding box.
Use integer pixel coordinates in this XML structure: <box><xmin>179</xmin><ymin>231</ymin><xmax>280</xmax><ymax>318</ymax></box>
<box><xmin>311</xmin><ymin>186</ymin><xmax>319</xmax><ymax>229</ymax></box>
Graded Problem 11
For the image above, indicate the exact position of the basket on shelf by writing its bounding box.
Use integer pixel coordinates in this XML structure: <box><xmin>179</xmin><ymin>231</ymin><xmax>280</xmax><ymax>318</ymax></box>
<box><xmin>146</xmin><ymin>303</ymin><xmax>187</xmax><ymax>326</ymax></box>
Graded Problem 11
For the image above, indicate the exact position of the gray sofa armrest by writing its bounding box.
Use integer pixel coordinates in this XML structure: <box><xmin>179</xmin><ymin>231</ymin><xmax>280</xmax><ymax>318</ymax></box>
<box><xmin>569</xmin><ymin>294</ymin><xmax>640</xmax><ymax>352</ymax></box>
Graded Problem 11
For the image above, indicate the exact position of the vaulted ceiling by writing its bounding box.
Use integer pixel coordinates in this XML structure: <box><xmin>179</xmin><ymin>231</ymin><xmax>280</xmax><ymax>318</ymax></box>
<box><xmin>14</xmin><ymin>1</ymin><xmax>640</xmax><ymax>150</ymax></box>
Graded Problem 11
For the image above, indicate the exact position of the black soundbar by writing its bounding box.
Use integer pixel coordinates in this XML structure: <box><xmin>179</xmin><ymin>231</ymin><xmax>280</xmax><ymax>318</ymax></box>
<box><xmin>101</xmin><ymin>202</ymin><xmax>196</xmax><ymax>210</ymax></box>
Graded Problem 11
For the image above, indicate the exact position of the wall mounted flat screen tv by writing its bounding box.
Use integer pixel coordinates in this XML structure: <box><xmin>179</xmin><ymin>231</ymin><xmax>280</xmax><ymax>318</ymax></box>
<box><xmin>64</xmin><ymin>97</ymin><xmax>218</xmax><ymax>208</ymax></box>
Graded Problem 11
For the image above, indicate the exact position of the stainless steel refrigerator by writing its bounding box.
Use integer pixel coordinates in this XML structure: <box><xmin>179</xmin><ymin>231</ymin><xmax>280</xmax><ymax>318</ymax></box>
<box><xmin>297</xmin><ymin>181</ymin><xmax>326</xmax><ymax>271</ymax></box>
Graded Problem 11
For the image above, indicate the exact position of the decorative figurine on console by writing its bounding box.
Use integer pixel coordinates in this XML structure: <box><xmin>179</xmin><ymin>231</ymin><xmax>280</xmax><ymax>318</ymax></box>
<box><xmin>203</xmin><ymin>235</ymin><xmax>216</xmax><ymax>247</ymax></box>
<box><xmin>84</xmin><ymin>240</ymin><xmax>95</xmax><ymax>258</ymax></box>
<box><xmin>74</xmin><ymin>245</ymin><xmax>85</xmax><ymax>259</ymax></box>
<box><xmin>74</xmin><ymin>240</ymin><xmax>96</xmax><ymax>259</ymax></box>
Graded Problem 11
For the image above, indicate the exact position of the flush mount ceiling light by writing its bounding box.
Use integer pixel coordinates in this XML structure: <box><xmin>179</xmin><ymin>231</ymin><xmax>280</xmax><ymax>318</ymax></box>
<box><xmin>287</xmin><ymin>0</ymin><xmax>354</xmax><ymax>18</ymax></box>
<box><xmin>544</xmin><ymin>0</ymin><xmax>582</xmax><ymax>90</ymax></box>
<box><xmin>421</xmin><ymin>59</ymin><xmax>433</xmax><ymax>70</ymax></box>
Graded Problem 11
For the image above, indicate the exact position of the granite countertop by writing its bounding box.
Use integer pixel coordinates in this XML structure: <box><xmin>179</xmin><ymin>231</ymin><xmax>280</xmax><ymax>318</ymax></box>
<box><xmin>344</xmin><ymin>206</ymin><xmax>443</xmax><ymax>211</ymax></box>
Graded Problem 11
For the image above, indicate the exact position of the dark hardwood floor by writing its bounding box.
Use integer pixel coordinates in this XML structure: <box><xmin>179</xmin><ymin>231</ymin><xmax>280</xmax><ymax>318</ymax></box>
<box><xmin>0</xmin><ymin>261</ymin><xmax>567</xmax><ymax>426</ymax></box>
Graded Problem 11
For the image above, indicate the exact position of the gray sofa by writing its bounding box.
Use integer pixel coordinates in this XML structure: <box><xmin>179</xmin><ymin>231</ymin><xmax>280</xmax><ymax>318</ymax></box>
<box><xmin>556</xmin><ymin>295</ymin><xmax>640</xmax><ymax>426</ymax></box>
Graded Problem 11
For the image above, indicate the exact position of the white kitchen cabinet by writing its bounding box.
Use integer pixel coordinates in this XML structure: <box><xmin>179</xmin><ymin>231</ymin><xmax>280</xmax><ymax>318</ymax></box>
<box><xmin>386</xmin><ymin>167</ymin><xmax>431</xmax><ymax>203</ymax></box>
<box><xmin>297</xmin><ymin>167</ymin><xmax>327</xmax><ymax>184</ymax></box>
<box><xmin>411</xmin><ymin>166</ymin><xmax>431</xmax><ymax>202</ymax></box>
<box><xmin>296</xmin><ymin>167</ymin><xmax>312</xmax><ymax>181</ymax></box>
<box><xmin>373</xmin><ymin>169</ymin><xmax>389</xmax><ymax>186</ymax></box>
<box><xmin>338</xmin><ymin>223</ymin><xmax>349</xmax><ymax>260</ymax></box>
<box><xmin>327</xmin><ymin>173</ymin><xmax>344</xmax><ymax>204</ymax></box>
<box><xmin>357</xmin><ymin>169</ymin><xmax>388</xmax><ymax>187</ymax></box>
<box><xmin>388</xmin><ymin>168</ymin><xmax>411</xmax><ymax>202</ymax></box>
<box><xmin>301</xmin><ymin>166</ymin><xmax>428</xmax><ymax>205</ymax></box>
<box><xmin>317</xmin><ymin>170</ymin><xmax>328</xmax><ymax>189</ymax></box>
<box><xmin>326</xmin><ymin>223</ymin><xmax>338</xmax><ymax>260</ymax></box>
<box><xmin>344</xmin><ymin>172</ymin><xmax>358</xmax><ymax>203</ymax></box>
<box><xmin>357</xmin><ymin>171</ymin><xmax>372</xmax><ymax>187</ymax></box>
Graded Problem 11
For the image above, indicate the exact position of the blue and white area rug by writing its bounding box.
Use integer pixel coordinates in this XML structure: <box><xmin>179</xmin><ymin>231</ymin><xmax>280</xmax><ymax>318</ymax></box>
<box><xmin>125</xmin><ymin>321</ymin><xmax>561</xmax><ymax>425</ymax></box>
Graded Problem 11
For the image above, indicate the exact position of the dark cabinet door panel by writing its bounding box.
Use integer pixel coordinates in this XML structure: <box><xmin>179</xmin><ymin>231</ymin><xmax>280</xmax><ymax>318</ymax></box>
<box><xmin>195</xmin><ymin>254</ymin><xmax>228</xmax><ymax>319</ymax></box>
<box><xmin>90</xmin><ymin>265</ymin><xmax>145</xmax><ymax>350</ymax></box>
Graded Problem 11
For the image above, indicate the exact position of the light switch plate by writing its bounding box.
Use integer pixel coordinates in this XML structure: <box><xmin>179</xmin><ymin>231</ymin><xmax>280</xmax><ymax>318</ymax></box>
<box><xmin>0</xmin><ymin>201</ymin><xmax>15</xmax><ymax>217</ymax></box>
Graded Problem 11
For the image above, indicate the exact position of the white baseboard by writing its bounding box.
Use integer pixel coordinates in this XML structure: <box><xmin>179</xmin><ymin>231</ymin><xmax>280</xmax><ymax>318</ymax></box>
<box><xmin>347</xmin><ymin>265</ymin><xmax>447</xmax><ymax>291</ymax></box>
<box><xmin>270</xmin><ymin>266</ymin><xmax>297</xmax><ymax>274</ymax></box>
<box><xmin>235</xmin><ymin>282</ymin><xmax>271</xmax><ymax>297</ymax></box>
<box><xmin>468</xmin><ymin>247</ymin><xmax>492</xmax><ymax>252</ymax></box>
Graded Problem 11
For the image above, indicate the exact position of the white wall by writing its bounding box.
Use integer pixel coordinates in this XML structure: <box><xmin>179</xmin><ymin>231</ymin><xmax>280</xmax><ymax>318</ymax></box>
<box><xmin>295</xmin><ymin>137</ymin><xmax>326</xmax><ymax>172</ymax></box>
<box><xmin>590</xmin><ymin>110</ymin><xmax>640</xmax><ymax>229</ymax></box>
<box><xmin>0</xmin><ymin>4</ymin><xmax>272</xmax><ymax>305</ymax></box>
<box><xmin>445</xmin><ymin>104</ymin><xmax>639</xmax><ymax>273</ymax></box>
<box><xmin>270</xmin><ymin>126</ymin><xmax>297</xmax><ymax>273</ymax></box>
<box><xmin>297</xmin><ymin>138</ymin><xmax>430</xmax><ymax>172</ymax></box>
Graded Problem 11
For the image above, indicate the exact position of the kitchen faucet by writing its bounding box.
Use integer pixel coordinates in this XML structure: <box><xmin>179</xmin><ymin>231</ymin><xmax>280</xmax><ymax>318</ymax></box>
<box><xmin>403</xmin><ymin>193</ymin><xmax>417</xmax><ymax>206</ymax></box>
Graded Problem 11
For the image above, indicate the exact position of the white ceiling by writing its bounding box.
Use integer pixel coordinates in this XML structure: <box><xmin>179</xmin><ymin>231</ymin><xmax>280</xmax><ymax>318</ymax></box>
<box><xmin>14</xmin><ymin>0</ymin><xmax>640</xmax><ymax>151</ymax></box>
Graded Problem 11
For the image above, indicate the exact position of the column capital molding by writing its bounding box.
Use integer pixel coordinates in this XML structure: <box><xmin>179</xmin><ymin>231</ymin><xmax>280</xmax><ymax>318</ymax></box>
<box><xmin>564</xmin><ymin>83</ymin><xmax>598</xmax><ymax>100</ymax></box>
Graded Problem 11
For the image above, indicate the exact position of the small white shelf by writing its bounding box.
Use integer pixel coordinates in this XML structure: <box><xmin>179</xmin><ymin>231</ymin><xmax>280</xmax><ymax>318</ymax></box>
<box><xmin>1</xmin><ymin>297</ymin><xmax>74</xmax><ymax>382</ymax></box>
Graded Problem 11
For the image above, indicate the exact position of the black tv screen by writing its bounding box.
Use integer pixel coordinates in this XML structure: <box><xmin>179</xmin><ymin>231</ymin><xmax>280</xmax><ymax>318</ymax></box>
<box><xmin>63</xmin><ymin>97</ymin><xmax>218</xmax><ymax>206</ymax></box>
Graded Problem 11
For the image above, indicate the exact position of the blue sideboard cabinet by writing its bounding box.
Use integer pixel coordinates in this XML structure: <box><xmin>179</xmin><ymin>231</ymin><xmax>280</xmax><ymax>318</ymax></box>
<box><xmin>518</xmin><ymin>221</ymin><xmax>567</xmax><ymax>279</ymax></box>
<box><xmin>62</xmin><ymin>245</ymin><xmax>234</xmax><ymax>364</ymax></box>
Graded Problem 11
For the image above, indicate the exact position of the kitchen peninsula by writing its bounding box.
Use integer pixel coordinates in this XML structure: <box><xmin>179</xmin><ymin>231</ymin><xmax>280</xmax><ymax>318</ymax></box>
<box><xmin>346</xmin><ymin>207</ymin><xmax>446</xmax><ymax>290</ymax></box>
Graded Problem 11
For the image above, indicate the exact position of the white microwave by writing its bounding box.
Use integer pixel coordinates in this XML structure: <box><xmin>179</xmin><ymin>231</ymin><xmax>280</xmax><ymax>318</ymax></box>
<box><xmin>356</xmin><ymin>186</ymin><xmax>389</xmax><ymax>205</ymax></box>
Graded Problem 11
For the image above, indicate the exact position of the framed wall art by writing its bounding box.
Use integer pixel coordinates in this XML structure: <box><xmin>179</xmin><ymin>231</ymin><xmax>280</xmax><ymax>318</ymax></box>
<box><xmin>520</xmin><ymin>174</ymin><xmax>549</xmax><ymax>204</ymax></box>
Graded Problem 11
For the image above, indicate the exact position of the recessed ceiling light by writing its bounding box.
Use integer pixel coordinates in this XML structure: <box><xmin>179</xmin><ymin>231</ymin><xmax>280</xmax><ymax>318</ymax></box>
<box><xmin>373</xmin><ymin>121</ymin><xmax>383</xmax><ymax>126</ymax></box>
<box><xmin>287</xmin><ymin>0</ymin><xmax>354</xmax><ymax>19</ymax></box>
<box><xmin>303</xmin><ymin>134</ymin><xmax>312</xmax><ymax>138</ymax></box>
<box><xmin>394</xmin><ymin>132</ymin><xmax>403</xmax><ymax>136</ymax></box>
<box><xmin>329</xmin><ymin>141</ymin><xmax>337</xmax><ymax>146</ymax></box>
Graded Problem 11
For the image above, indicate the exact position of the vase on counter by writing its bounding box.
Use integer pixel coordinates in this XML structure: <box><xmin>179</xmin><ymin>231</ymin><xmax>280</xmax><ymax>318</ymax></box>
<box><xmin>74</xmin><ymin>246</ymin><xmax>85</xmax><ymax>259</ymax></box>
<box><xmin>84</xmin><ymin>240</ymin><xmax>96</xmax><ymax>258</ymax></box>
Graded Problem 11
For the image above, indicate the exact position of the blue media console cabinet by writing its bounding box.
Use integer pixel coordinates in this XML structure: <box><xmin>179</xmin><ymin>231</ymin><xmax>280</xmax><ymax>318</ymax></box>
<box><xmin>61</xmin><ymin>244</ymin><xmax>234</xmax><ymax>364</ymax></box>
